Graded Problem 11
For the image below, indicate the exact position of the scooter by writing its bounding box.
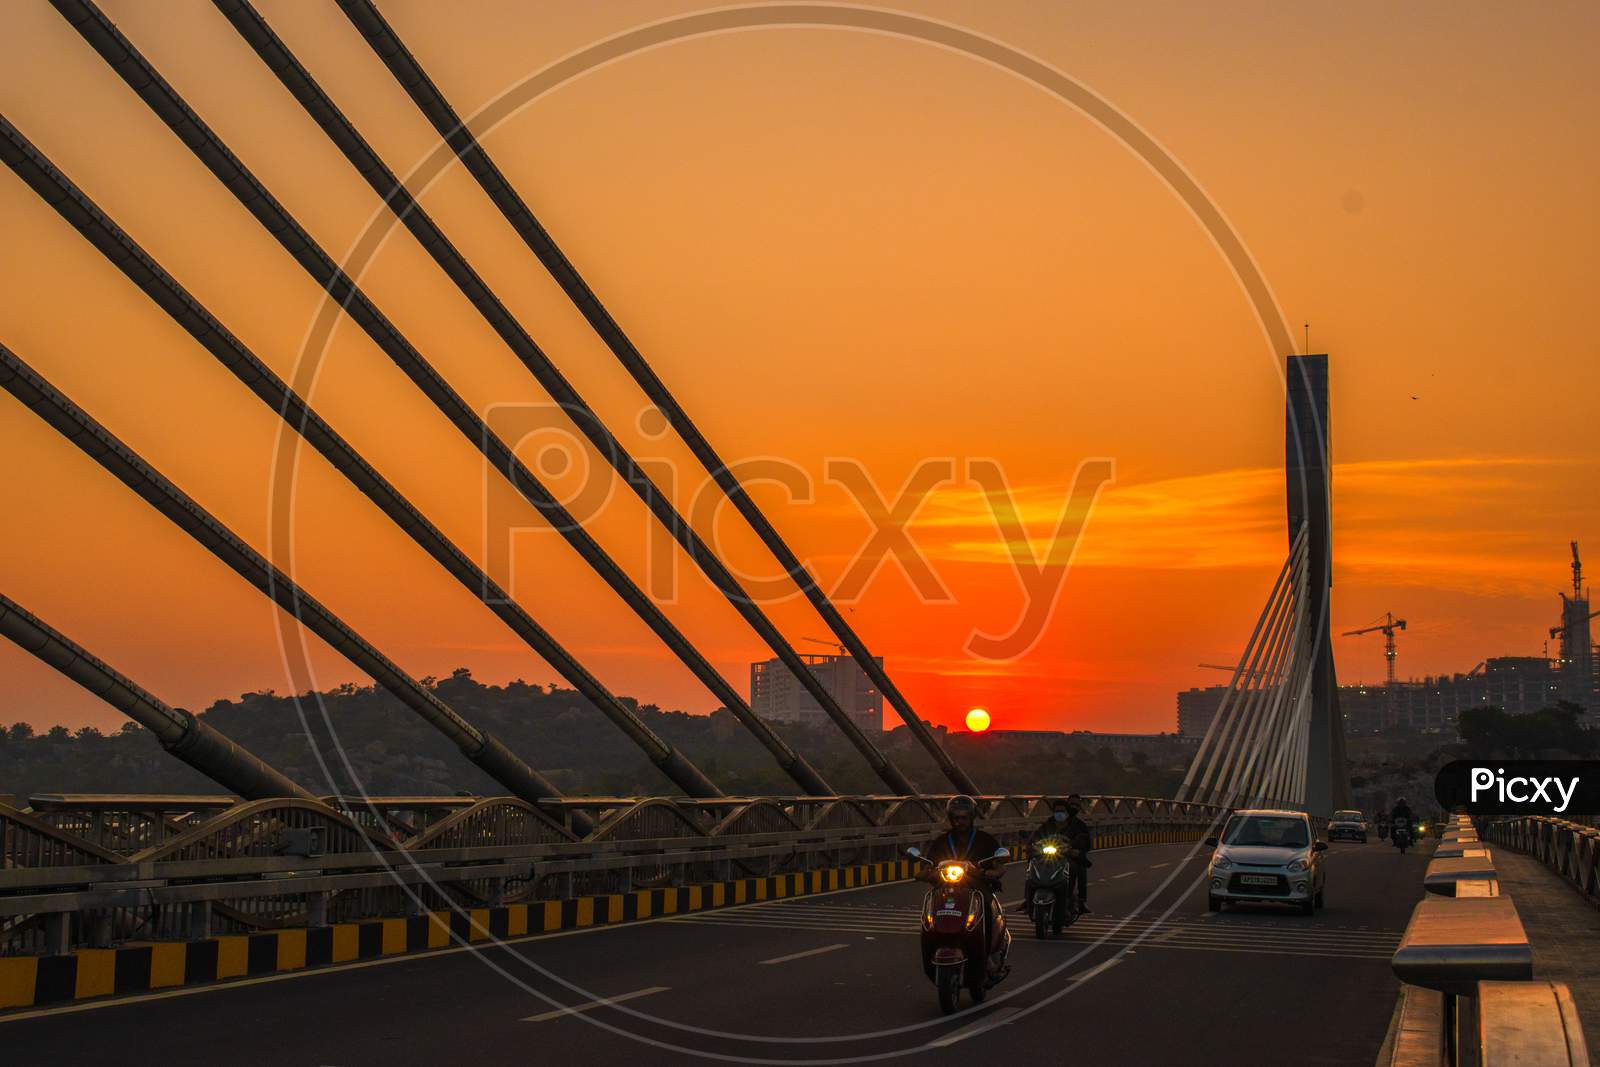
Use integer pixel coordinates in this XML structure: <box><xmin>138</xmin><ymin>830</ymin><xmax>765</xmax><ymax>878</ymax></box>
<box><xmin>1025</xmin><ymin>839</ymin><xmax>1079</xmax><ymax>938</ymax></box>
<box><xmin>906</xmin><ymin>846</ymin><xmax>1013</xmax><ymax>1015</ymax></box>
<box><xmin>1391</xmin><ymin>823</ymin><xmax>1413</xmax><ymax>854</ymax></box>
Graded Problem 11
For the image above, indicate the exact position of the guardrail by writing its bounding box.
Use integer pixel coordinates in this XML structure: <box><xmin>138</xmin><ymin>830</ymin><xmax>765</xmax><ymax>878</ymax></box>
<box><xmin>1484</xmin><ymin>815</ymin><xmax>1600</xmax><ymax>906</ymax></box>
<box><xmin>0</xmin><ymin>793</ymin><xmax>1227</xmax><ymax>958</ymax></box>
<box><xmin>1381</xmin><ymin>814</ymin><xmax>1589</xmax><ymax>1067</ymax></box>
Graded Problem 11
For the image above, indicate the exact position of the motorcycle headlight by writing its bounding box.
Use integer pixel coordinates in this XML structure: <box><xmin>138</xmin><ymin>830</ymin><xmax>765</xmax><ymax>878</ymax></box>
<box><xmin>940</xmin><ymin>864</ymin><xmax>965</xmax><ymax>883</ymax></box>
<box><xmin>1039</xmin><ymin>844</ymin><xmax>1058</xmax><ymax>856</ymax></box>
<box><xmin>1212</xmin><ymin>854</ymin><xmax>1233</xmax><ymax>870</ymax></box>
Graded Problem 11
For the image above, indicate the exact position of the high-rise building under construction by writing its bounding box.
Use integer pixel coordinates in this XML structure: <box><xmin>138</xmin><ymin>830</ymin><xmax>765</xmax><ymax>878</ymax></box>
<box><xmin>1553</xmin><ymin>542</ymin><xmax>1598</xmax><ymax>707</ymax></box>
<box><xmin>751</xmin><ymin>653</ymin><xmax>884</xmax><ymax>734</ymax></box>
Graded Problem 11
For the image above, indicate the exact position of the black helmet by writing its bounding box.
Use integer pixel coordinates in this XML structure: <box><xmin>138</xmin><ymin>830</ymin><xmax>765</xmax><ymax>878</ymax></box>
<box><xmin>946</xmin><ymin>795</ymin><xmax>978</xmax><ymax>822</ymax></box>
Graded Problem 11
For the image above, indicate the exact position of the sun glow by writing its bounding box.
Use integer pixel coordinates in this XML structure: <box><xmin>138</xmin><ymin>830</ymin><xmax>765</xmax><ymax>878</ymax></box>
<box><xmin>965</xmin><ymin>708</ymin><xmax>992</xmax><ymax>732</ymax></box>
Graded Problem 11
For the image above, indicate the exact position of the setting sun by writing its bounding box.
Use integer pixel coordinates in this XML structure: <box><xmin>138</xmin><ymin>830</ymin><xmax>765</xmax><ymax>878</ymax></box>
<box><xmin>965</xmin><ymin>708</ymin><xmax>992</xmax><ymax>733</ymax></box>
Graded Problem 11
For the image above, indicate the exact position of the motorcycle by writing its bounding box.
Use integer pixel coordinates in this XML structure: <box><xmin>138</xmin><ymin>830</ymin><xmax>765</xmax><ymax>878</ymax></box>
<box><xmin>1025</xmin><ymin>838</ymin><xmax>1079</xmax><ymax>938</ymax></box>
<box><xmin>906</xmin><ymin>846</ymin><xmax>1013</xmax><ymax>1015</ymax></box>
<box><xmin>1391</xmin><ymin>823</ymin><xmax>1413</xmax><ymax>853</ymax></box>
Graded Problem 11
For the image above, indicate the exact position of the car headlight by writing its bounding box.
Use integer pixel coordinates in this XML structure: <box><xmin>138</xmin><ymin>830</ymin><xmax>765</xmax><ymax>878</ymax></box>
<box><xmin>1212</xmin><ymin>855</ymin><xmax>1233</xmax><ymax>870</ymax></box>
<box><xmin>1285</xmin><ymin>858</ymin><xmax>1308</xmax><ymax>873</ymax></box>
<box><xmin>940</xmin><ymin>864</ymin><xmax>965</xmax><ymax>883</ymax></box>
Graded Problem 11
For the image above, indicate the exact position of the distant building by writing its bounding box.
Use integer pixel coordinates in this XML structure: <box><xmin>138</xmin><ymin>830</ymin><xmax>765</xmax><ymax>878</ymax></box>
<box><xmin>750</xmin><ymin>653</ymin><xmax>882</xmax><ymax>734</ymax></box>
<box><xmin>1177</xmin><ymin>687</ymin><xmax>1228</xmax><ymax>738</ymax></box>
<box><xmin>1187</xmin><ymin>655</ymin><xmax>1568</xmax><ymax>738</ymax></box>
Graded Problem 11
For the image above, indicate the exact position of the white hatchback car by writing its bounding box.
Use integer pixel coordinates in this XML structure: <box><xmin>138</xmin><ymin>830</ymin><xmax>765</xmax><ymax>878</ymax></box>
<box><xmin>1205</xmin><ymin>809</ymin><xmax>1327</xmax><ymax>915</ymax></box>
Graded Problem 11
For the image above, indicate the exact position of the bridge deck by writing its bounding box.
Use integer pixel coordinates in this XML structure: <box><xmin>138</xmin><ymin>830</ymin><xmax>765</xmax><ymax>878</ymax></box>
<box><xmin>3</xmin><ymin>840</ymin><xmax>1427</xmax><ymax>1064</ymax></box>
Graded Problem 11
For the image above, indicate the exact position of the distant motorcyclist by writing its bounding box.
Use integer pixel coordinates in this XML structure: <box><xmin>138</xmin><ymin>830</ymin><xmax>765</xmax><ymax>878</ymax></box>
<box><xmin>1061</xmin><ymin>794</ymin><xmax>1093</xmax><ymax>913</ymax></box>
<box><xmin>1019</xmin><ymin>796</ymin><xmax>1092</xmax><ymax>913</ymax></box>
<box><xmin>1018</xmin><ymin>798</ymin><xmax>1073</xmax><ymax>912</ymax></box>
<box><xmin>1391</xmin><ymin>797</ymin><xmax>1414</xmax><ymax>832</ymax></box>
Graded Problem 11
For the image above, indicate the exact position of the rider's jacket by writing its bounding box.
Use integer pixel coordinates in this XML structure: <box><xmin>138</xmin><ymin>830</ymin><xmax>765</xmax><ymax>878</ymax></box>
<box><xmin>924</xmin><ymin>827</ymin><xmax>1002</xmax><ymax>865</ymax></box>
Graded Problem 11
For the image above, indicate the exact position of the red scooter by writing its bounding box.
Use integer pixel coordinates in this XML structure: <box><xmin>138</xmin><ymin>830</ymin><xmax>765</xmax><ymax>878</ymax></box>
<box><xmin>906</xmin><ymin>846</ymin><xmax>1013</xmax><ymax>1014</ymax></box>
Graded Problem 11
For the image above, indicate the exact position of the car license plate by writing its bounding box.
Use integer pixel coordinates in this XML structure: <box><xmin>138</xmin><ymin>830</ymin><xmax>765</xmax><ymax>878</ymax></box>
<box><xmin>1239</xmin><ymin>874</ymin><xmax>1277</xmax><ymax>886</ymax></box>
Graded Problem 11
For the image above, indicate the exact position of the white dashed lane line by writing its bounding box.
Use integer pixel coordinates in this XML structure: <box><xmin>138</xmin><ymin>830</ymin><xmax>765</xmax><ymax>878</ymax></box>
<box><xmin>759</xmin><ymin>943</ymin><xmax>849</xmax><ymax>965</ymax></box>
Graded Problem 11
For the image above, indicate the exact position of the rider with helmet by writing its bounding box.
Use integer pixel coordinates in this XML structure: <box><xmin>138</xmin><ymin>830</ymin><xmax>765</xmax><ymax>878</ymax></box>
<box><xmin>919</xmin><ymin>796</ymin><xmax>1006</xmax><ymax>936</ymax></box>
<box><xmin>1018</xmin><ymin>796</ymin><xmax>1092</xmax><ymax>913</ymax></box>
<box><xmin>921</xmin><ymin>795</ymin><xmax>1003</xmax><ymax>869</ymax></box>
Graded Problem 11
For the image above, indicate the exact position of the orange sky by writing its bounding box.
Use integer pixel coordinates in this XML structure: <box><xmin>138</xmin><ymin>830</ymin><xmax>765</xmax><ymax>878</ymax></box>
<box><xmin>1</xmin><ymin>0</ymin><xmax>1596</xmax><ymax>737</ymax></box>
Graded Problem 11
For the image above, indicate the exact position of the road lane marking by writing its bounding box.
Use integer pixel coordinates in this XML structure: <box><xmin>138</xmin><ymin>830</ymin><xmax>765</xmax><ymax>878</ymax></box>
<box><xmin>927</xmin><ymin>1007</ymin><xmax>1022</xmax><ymax>1048</ymax></box>
<box><xmin>521</xmin><ymin>986</ymin><xmax>668</xmax><ymax>1023</ymax></box>
<box><xmin>1071</xmin><ymin>957</ymin><xmax>1124</xmax><ymax>982</ymax></box>
<box><xmin>759</xmin><ymin>943</ymin><xmax>849</xmax><ymax>965</ymax></box>
<box><xmin>1112</xmin><ymin>872</ymin><xmax>1136</xmax><ymax>879</ymax></box>
<box><xmin>1149</xmin><ymin>863</ymin><xmax>1170</xmax><ymax>869</ymax></box>
<box><xmin>0</xmin><ymin>840</ymin><xmax>1209</xmax><ymax>1022</ymax></box>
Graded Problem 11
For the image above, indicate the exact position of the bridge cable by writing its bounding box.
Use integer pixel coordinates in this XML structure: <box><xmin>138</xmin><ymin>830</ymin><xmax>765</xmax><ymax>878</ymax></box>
<box><xmin>1207</xmin><ymin>532</ymin><xmax>1307</xmax><ymax>805</ymax></box>
<box><xmin>44</xmin><ymin>0</ymin><xmax>827</xmax><ymax>798</ymax></box>
<box><xmin>0</xmin><ymin>341</ymin><xmax>581</xmax><ymax>828</ymax></box>
<box><xmin>1174</xmin><ymin>540</ymin><xmax>1296</xmax><ymax>802</ymax></box>
<box><xmin>221</xmin><ymin>0</ymin><xmax>944</xmax><ymax>794</ymax></box>
<box><xmin>0</xmin><ymin>584</ymin><xmax>312</xmax><ymax>801</ymax></box>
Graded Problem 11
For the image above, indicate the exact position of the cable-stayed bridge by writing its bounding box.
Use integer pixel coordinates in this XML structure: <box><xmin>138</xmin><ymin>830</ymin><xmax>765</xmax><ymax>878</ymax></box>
<box><xmin>8</xmin><ymin>4</ymin><xmax>1587</xmax><ymax>1065</ymax></box>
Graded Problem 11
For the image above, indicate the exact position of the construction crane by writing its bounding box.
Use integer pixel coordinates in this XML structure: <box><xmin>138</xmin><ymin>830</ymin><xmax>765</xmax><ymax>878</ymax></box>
<box><xmin>1550</xmin><ymin>611</ymin><xmax>1600</xmax><ymax>640</ymax></box>
<box><xmin>1551</xmin><ymin>542</ymin><xmax>1597</xmax><ymax>638</ymax></box>
<box><xmin>1198</xmin><ymin>663</ymin><xmax>1283</xmax><ymax>681</ymax></box>
<box><xmin>802</xmin><ymin>636</ymin><xmax>846</xmax><ymax>656</ymax></box>
<box><xmin>1465</xmin><ymin>661</ymin><xmax>1486</xmax><ymax>678</ymax></box>
<box><xmin>1343</xmin><ymin>612</ymin><xmax>1407</xmax><ymax>689</ymax></box>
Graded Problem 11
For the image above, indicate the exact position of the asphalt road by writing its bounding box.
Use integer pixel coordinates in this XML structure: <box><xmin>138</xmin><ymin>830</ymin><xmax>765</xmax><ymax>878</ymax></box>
<box><xmin>4</xmin><ymin>837</ymin><xmax>1431</xmax><ymax>1066</ymax></box>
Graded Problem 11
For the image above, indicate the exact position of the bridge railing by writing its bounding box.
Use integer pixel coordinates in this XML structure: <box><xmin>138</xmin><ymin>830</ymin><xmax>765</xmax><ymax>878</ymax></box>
<box><xmin>1484</xmin><ymin>815</ymin><xmax>1600</xmax><ymax>904</ymax></box>
<box><xmin>1382</xmin><ymin>813</ymin><xmax>1589</xmax><ymax>1067</ymax></box>
<box><xmin>0</xmin><ymin>793</ymin><xmax>1227</xmax><ymax>957</ymax></box>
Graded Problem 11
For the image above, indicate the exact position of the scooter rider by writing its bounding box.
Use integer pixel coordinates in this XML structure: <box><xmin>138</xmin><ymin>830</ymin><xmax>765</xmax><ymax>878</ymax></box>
<box><xmin>919</xmin><ymin>796</ymin><xmax>1006</xmax><ymax>936</ymax></box>
<box><xmin>1018</xmin><ymin>797</ymin><xmax>1072</xmax><ymax>913</ymax></box>
<box><xmin>1061</xmin><ymin>794</ymin><xmax>1093</xmax><ymax>914</ymax></box>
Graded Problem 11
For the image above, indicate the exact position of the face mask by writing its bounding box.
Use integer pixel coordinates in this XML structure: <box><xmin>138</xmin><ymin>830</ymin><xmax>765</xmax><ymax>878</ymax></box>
<box><xmin>1053</xmin><ymin>811</ymin><xmax>1067</xmax><ymax>822</ymax></box>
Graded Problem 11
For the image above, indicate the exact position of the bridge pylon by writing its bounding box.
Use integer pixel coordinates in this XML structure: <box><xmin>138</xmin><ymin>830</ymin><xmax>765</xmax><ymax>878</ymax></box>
<box><xmin>1175</xmin><ymin>354</ymin><xmax>1352</xmax><ymax>817</ymax></box>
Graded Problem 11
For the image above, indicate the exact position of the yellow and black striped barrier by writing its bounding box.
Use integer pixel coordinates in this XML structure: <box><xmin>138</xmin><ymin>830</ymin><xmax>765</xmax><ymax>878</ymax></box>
<box><xmin>0</xmin><ymin>827</ymin><xmax>1206</xmax><ymax>1011</ymax></box>
<box><xmin>0</xmin><ymin>859</ymin><xmax>909</xmax><ymax>1010</ymax></box>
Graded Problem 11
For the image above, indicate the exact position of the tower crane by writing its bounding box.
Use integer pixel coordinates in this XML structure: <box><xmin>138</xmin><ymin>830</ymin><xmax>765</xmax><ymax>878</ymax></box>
<box><xmin>1197</xmin><ymin>663</ymin><xmax>1283</xmax><ymax>682</ymax></box>
<box><xmin>801</xmin><ymin>636</ymin><xmax>846</xmax><ymax>656</ymax></box>
<box><xmin>1550</xmin><ymin>612</ymin><xmax>1600</xmax><ymax>640</ymax></box>
<box><xmin>1342</xmin><ymin>613</ymin><xmax>1407</xmax><ymax>689</ymax></box>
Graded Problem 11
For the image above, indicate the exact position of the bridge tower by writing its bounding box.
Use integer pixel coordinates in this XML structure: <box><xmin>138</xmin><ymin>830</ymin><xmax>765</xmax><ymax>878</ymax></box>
<box><xmin>1176</xmin><ymin>355</ymin><xmax>1354</xmax><ymax>816</ymax></box>
<box><xmin>1286</xmin><ymin>354</ymin><xmax>1353</xmax><ymax>816</ymax></box>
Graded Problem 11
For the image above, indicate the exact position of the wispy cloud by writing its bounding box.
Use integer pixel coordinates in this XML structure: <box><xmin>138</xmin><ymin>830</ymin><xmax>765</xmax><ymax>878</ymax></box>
<box><xmin>898</xmin><ymin>457</ymin><xmax>1590</xmax><ymax>594</ymax></box>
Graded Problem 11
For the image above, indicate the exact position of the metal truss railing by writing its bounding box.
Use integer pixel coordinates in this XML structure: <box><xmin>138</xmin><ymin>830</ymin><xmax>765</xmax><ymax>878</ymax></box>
<box><xmin>1484</xmin><ymin>815</ymin><xmax>1600</xmax><ymax>903</ymax></box>
<box><xmin>0</xmin><ymin>793</ymin><xmax>1227</xmax><ymax>957</ymax></box>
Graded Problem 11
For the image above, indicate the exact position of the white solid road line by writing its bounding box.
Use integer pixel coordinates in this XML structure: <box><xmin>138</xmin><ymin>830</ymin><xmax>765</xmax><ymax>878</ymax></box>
<box><xmin>759</xmin><ymin>943</ymin><xmax>849</xmax><ymax>965</ymax></box>
<box><xmin>1071</xmin><ymin>956</ymin><xmax>1124</xmax><ymax>983</ymax></box>
<box><xmin>1112</xmin><ymin>872</ymin><xmax>1136</xmax><ymax>879</ymax></box>
<box><xmin>521</xmin><ymin>985</ymin><xmax>669</xmax><ymax>1023</ymax></box>
<box><xmin>927</xmin><ymin>1007</ymin><xmax>1023</xmax><ymax>1048</ymax></box>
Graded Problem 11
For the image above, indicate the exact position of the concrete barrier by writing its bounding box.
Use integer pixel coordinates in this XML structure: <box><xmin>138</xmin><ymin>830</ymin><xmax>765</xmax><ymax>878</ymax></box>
<box><xmin>1382</xmin><ymin>812</ymin><xmax>1585</xmax><ymax>1066</ymax></box>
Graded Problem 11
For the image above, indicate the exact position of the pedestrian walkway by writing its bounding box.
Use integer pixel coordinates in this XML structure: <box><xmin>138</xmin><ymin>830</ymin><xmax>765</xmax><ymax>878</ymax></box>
<box><xmin>1492</xmin><ymin>846</ymin><xmax>1600</xmax><ymax>1058</ymax></box>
